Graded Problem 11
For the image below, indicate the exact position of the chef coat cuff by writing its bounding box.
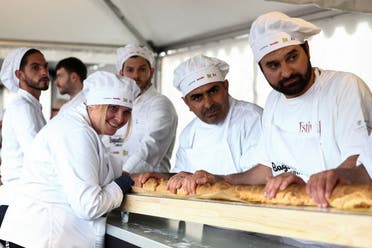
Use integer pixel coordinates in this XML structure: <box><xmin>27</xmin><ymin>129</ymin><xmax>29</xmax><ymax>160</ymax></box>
<box><xmin>114</xmin><ymin>175</ymin><xmax>134</xmax><ymax>194</ymax></box>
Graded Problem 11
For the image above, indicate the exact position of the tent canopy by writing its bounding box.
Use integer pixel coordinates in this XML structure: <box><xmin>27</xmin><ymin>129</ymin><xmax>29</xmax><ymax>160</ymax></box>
<box><xmin>0</xmin><ymin>0</ymin><xmax>356</xmax><ymax>53</ymax></box>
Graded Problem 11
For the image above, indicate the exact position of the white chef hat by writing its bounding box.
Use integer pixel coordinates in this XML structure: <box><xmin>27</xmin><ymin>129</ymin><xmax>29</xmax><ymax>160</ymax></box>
<box><xmin>249</xmin><ymin>11</ymin><xmax>321</xmax><ymax>62</ymax></box>
<box><xmin>173</xmin><ymin>54</ymin><xmax>229</xmax><ymax>96</ymax></box>
<box><xmin>84</xmin><ymin>71</ymin><xmax>140</xmax><ymax>108</ymax></box>
<box><xmin>0</xmin><ymin>47</ymin><xmax>32</xmax><ymax>92</ymax></box>
<box><xmin>115</xmin><ymin>44</ymin><xmax>155</xmax><ymax>74</ymax></box>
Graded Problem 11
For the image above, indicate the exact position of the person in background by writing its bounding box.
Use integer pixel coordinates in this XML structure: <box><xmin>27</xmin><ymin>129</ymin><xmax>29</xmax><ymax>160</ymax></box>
<box><xmin>186</xmin><ymin>12</ymin><xmax>372</xmax><ymax>208</ymax></box>
<box><xmin>108</xmin><ymin>44</ymin><xmax>177</xmax><ymax>173</ymax></box>
<box><xmin>50</xmin><ymin>98</ymin><xmax>68</xmax><ymax>119</ymax></box>
<box><xmin>54</xmin><ymin>57</ymin><xmax>87</xmax><ymax>114</ymax></box>
<box><xmin>0</xmin><ymin>71</ymin><xmax>139</xmax><ymax>247</ymax></box>
<box><xmin>134</xmin><ymin>54</ymin><xmax>263</xmax><ymax>194</ymax></box>
<box><xmin>0</xmin><ymin>48</ymin><xmax>49</xmax><ymax>242</ymax></box>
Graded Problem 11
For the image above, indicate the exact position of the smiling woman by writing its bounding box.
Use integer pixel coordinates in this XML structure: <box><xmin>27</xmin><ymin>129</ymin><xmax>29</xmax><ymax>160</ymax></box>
<box><xmin>0</xmin><ymin>71</ymin><xmax>140</xmax><ymax>247</ymax></box>
<box><xmin>88</xmin><ymin>104</ymin><xmax>132</xmax><ymax>135</ymax></box>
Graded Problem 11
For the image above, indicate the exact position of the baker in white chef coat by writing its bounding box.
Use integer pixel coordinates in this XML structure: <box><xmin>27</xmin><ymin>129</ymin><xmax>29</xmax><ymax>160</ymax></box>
<box><xmin>189</xmin><ymin>12</ymin><xmax>372</xmax><ymax>207</ymax></box>
<box><xmin>0</xmin><ymin>48</ymin><xmax>49</xmax><ymax>236</ymax></box>
<box><xmin>107</xmin><ymin>44</ymin><xmax>178</xmax><ymax>173</ymax></box>
<box><xmin>0</xmin><ymin>71</ymin><xmax>139</xmax><ymax>247</ymax></box>
<box><xmin>134</xmin><ymin>54</ymin><xmax>263</xmax><ymax>194</ymax></box>
<box><xmin>53</xmin><ymin>56</ymin><xmax>87</xmax><ymax>115</ymax></box>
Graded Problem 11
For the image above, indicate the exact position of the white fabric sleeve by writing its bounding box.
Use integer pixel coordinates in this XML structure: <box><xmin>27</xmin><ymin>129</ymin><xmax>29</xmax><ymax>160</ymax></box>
<box><xmin>250</xmin><ymin>132</ymin><xmax>272</xmax><ymax>168</ymax></box>
<box><xmin>171</xmin><ymin>145</ymin><xmax>189</xmax><ymax>173</ymax></box>
<box><xmin>123</xmin><ymin>98</ymin><xmax>177</xmax><ymax>172</ymax></box>
<box><xmin>11</xmin><ymin>102</ymin><xmax>45</xmax><ymax>152</ymax></box>
<box><xmin>357</xmin><ymin>135</ymin><xmax>372</xmax><ymax>178</ymax></box>
<box><xmin>335</xmin><ymin>74</ymin><xmax>372</xmax><ymax>160</ymax></box>
<box><xmin>239</xmin><ymin>110</ymin><xmax>263</xmax><ymax>171</ymax></box>
<box><xmin>251</xmin><ymin>93</ymin><xmax>276</xmax><ymax>169</ymax></box>
<box><xmin>51</xmin><ymin>127</ymin><xmax>123</xmax><ymax>220</ymax></box>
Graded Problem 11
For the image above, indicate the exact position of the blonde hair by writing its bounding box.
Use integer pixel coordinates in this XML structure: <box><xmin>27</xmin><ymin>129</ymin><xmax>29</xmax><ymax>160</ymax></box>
<box><xmin>98</xmin><ymin>105</ymin><xmax>108</xmax><ymax>134</ymax></box>
<box><xmin>122</xmin><ymin>115</ymin><xmax>132</xmax><ymax>141</ymax></box>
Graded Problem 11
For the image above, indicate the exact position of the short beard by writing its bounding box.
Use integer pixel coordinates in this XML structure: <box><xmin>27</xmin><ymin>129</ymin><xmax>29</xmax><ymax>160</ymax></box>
<box><xmin>269</xmin><ymin>60</ymin><xmax>313</xmax><ymax>97</ymax></box>
<box><xmin>25</xmin><ymin>76</ymin><xmax>49</xmax><ymax>91</ymax></box>
<box><xmin>142</xmin><ymin>78</ymin><xmax>152</xmax><ymax>92</ymax></box>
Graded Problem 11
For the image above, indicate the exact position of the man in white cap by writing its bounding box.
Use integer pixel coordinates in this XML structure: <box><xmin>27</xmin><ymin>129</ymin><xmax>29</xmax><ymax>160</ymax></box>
<box><xmin>189</xmin><ymin>12</ymin><xmax>372</xmax><ymax>207</ymax></box>
<box><xmin>0</xmin><ymin>47</ymin><xmax>49</xmax><ymax>245</ymax></box>
<box><xmin>133</xmin><ymin>54</ymin><xmax>263</xmax><ymax>194</ymax></box>
<box><xmin>109</xmin><ymin>44</ymin><xmax>178</xmax><ymax>173</ymax></box>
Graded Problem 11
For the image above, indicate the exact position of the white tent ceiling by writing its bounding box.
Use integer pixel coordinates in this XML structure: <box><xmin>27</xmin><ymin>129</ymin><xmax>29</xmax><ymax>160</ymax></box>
<box><xmin>0</xmin><ymin>0</ymin><xmax>347</xmax><ymax>53</ymax></box>
<box><xmin>0</xmin><ymin>0</ymin><xmax>371</xmax><ymax>118</ymax></box>
<box><xmin>268</xmin><ymin>0</ymin><xmax>372</xmax><ymax>13</ymax></box>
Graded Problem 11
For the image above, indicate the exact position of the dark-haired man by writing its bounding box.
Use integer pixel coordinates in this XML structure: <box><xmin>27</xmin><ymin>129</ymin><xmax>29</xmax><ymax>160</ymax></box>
<box><xmin>189</xmin><ymin>12</ymin><xmax>372</xmax><ymax>208</ymax></box>
<box><xmin>54</xmin><ymin>57</ymin><xmax>87</xmax><ymax>114</ymax></box>
<box><xmin>133</xmin><ymin>54</ymin><xmax>263</xmax><ymax>195</ymax></box>
<box><xmin>0</xmin><ymin>47</ymin><xmax>49</xmax><ymax>241</ymax></box>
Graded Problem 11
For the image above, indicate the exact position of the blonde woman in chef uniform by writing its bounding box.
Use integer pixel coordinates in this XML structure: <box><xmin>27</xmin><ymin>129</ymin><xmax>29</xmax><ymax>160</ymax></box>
<box><xmin>0</xmin><ymin>71</ymin><xmax>139</xmax><ymax>247</ymax></box>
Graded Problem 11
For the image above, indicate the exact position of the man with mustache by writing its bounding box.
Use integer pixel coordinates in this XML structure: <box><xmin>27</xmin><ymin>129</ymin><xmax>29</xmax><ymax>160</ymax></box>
<box><xmin>133</xmin><ymin>54</ymin><xmax>263</xmax><ymax>193</ymax></box>
<box><xmin>0</xmin><ymin>48</ymin><xmax>49</xmax><ymax>241</ymax></box>
<box><xmin>188</xmin><ymin>12</ymin><xmax>372</xmax><ymax>208</ymax></box>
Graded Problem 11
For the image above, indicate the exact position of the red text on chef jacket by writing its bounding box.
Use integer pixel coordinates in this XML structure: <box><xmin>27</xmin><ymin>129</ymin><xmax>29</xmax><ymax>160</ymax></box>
<box><xmin>299</xmin><ymin>121</ymin><xmax>321</xmax><ymax>135</ymax></box>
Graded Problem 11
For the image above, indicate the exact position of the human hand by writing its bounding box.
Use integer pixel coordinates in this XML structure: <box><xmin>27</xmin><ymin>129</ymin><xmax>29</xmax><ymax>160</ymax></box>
<box><xmin>193</xmin><ymin>170</ymin><xmax>220</xmax><ymax>185</ymax></box>
<box><xmin>306</xmin><ymin>169</ymin><xmax>351</xmax><ymax>207</ymax></box>
<box><xmin>167</xmin><ymin>172</ymin><xmax>192</xmax><ymax>194</ymax></box>
<box><xmin>264</xmin><ymin>172</ymin><xmax>305</xmax><ymax>199</ymax></box>
<box><xmin>131</xmin><ymin>172</ymin><xmax>168</xmax><ymax>188</ymax></box>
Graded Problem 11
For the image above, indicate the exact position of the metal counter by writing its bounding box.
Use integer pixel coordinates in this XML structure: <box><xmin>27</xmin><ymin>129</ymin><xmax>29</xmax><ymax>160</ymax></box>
<box><xmin>115</xmin><ymin>194</ymin><xmax>371</xmax><ymax>247</ymax></box>
<box><xmin>106</xmin><ymin>211</ymin><xmax>300</xmax><ymax>248</ymax></box>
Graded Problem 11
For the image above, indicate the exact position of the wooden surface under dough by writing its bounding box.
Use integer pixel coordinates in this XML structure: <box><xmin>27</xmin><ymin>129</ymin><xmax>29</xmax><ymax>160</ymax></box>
<box><xmin>121</xmin><ymin>193</ymin><xmax>372</xmax><ymax>247</ymax></box>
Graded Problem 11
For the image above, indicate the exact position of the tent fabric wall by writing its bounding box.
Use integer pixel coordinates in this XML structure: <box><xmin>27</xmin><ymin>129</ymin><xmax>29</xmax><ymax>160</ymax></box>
<box><xmin>160</xmin><ymin>11</ymin><xmax>372</xmax><ymax>166</ymax></box>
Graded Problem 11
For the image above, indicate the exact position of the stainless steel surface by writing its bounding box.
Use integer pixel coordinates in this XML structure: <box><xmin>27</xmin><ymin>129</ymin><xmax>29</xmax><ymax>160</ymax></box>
<box><xmin>106</xmin><ymin>211</ymin><xmax>297</xmax><ymax>248</ymax></box>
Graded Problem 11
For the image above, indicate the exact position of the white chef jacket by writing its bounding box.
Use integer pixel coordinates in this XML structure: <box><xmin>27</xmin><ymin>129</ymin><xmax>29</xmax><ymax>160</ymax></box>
<box><xmin>357</xmin><ymin>134</ymin><xmax>372</xmax><ymax>178</ymax></box>
<box><xmin>256</xmin><ymin>68</ymin><xmax>372</xmax><ymax>181</ymax></box>
<box><xmin>0</xmin><ymin>103</ymin><xmax>124</xmax><ymax>247</ymax></box>
<box><xmin>172</xmin><ymin>96</ymin><xmax>263</xmax><ymax>174</ymax></box>
<box><xmin>57</xmin><ymin>90</ymin><xmax>85</xmax><ymax>115</ymax></box>
<box><xmin>0</xmin><ymin>88</ymin><xmax>46</xmax><ymax>205</ymax></box>
<box><xmin>106</xmin><ymin>85</ymin><xmax>178</xmax><ymax>173</ymax></box>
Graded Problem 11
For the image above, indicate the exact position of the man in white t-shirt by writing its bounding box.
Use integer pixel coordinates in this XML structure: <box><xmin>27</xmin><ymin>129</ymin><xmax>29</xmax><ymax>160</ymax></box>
<box><xmin>190</xmin><ymin>12</ymin><xmax>372</xmax><ymax>207</ymax></box>
<box><xmin>134</xmin><ymin>54</ymin><xmax>263</xmax><ymax>194</ymax></box>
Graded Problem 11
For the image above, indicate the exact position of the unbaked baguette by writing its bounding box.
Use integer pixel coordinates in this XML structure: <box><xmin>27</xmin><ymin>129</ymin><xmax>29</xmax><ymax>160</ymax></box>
<box><xmin>132</xmin><ymin>178</ymin><xmax>372</xmax><ymax>210</ymax></box>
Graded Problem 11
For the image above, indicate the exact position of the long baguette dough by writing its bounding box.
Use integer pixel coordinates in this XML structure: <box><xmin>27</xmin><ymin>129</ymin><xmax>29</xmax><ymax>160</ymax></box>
<box><xmin>132</xmin><ymin>178</ymin><xmax>372</xmax><ymax>210</ymax></box>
